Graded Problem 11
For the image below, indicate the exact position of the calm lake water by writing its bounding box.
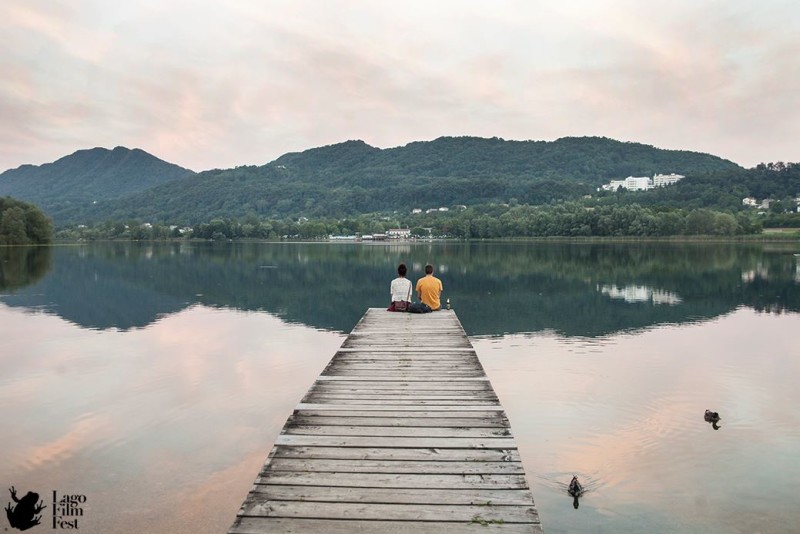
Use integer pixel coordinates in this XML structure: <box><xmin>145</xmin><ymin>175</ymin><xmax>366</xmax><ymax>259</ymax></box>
<box><xmin>1</xmin><ymin>241</ymin><xmax>799</xmax><ymax>533</ymax></box>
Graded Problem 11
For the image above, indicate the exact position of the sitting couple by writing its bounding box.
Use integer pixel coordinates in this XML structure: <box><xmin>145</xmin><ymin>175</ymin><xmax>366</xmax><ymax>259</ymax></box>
<box><xmin>388</xmin><ymin>263</ymin><xmax>443</xmax><ymax>312</ymax></box>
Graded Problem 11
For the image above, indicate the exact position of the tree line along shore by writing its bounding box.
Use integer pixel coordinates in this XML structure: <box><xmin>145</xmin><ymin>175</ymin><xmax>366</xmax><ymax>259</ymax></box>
<box><xmin>4</xmin><ymin>195</ymin><xmax>800</xmax><ymax>245</ymax></box>
<box><xmin>47</xmin><ymin>202</ymin><xmax>799</xmax><ymax>242</ymax></box>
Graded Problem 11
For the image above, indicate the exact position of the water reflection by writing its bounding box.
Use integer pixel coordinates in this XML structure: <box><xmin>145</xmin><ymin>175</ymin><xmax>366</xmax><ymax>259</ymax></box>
<box><xmin>3</xmin><ymin>242</ymin><xmax>800</xmax><ymax>534</ymax></box>
<box><xmin>475</xmin><ymin>308</ymin><xmax>800</xmax><ymax>533</ymax></box>
<box><xmin>599</xmin><ymin>284</ymin><xmax>682</xmax><ymax>305</ymax></box>
<box><xmin>0</xmin><ymin>246</ymin><xmax>52</xmax><ymax>291</ymax></box>
<box><xmin>796</xmin><ymin>255</ymin><xmax>800</xmax><ymax>283</ymax></box>
<box><xmin>0</xmin><ymin>305</ymin><xmax>345</xmax><ymax>533</ymax></box>
<box><xmin>1</xmin><ymin>241</ymin><xmax>799</xmax><ymax>336</ymax></box>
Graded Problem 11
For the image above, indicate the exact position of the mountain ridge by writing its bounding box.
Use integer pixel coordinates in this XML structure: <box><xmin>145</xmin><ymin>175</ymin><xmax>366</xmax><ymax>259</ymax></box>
<box><xmin>0</xmin><ymin>146</ymin><xmax>196</xmax><ymax>224</ymax></box>
<box><xmin>1</xmin><ymin>136</ymin><xmax>746</xmax><ymax>225</ymax></box>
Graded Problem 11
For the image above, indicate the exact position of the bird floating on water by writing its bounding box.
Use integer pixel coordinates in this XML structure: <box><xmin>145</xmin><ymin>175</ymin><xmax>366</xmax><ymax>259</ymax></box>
<box><xmin>568</xmin><ymin>475</ymin><xmax>584</xmax><ymax>497</ymax></box>
<box><xmin>704</xmin><ymin>410</ymin><xmax>720</xmax><ymax>423</ymax></box>
<box><xmin>704</xmin><ymin>409</ymin><xmax>722</xmax><ymax>429</ymax></box>
<box><xmin>568</xmin><ymin>475</ymin><xmax>584</xmax><ymax>509</ymax></box>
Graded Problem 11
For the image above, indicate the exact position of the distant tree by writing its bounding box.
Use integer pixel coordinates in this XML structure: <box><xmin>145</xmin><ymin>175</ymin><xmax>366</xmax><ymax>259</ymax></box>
<box><xmin>0</xmin><ymin>206</ymin><xmax>26</xmax><ymax>244</ymax></box>
<box><xmin>410</xmin><ymin>227</ymin><xmax>428</xmax><ymax>238</ymax></box>
<box><xmin>685</xmin><ymin>209</ymin><xmax>717</xmax><ymax>235</ymax></box>
<box><xmin>0</xmin><ymin>196</ymin><xmax>54</xmax><ymax>245</ymax></box>
<box><xmin>712</xmin><ymin>213</ymin><xmax>738</xmax><ymax>235</ymax></box>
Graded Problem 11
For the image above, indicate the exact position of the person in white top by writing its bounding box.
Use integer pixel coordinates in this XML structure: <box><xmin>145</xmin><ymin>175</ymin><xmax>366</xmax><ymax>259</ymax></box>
<box><xmin>388</xmin><ymin>263</ymin><xmax>413</xmax><ymax>311</ymax></box>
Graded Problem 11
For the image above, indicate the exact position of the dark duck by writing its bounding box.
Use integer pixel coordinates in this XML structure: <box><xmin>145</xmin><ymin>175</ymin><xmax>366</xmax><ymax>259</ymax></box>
<box><xmin>704</xmin><ymin>409</ymin><xmax>721</xmax><ymax>429</ymax></box>
<box><xmin>568</xmin><ymin>475</ymin><xmax>584</xmax><ymax>509</ymax></box>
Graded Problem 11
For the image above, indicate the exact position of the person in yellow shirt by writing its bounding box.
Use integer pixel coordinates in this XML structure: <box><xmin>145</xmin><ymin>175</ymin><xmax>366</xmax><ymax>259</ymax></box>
<box><xmin>415</xmin><ymin>264</ymin><xmax>443</xmax><ymax>311</ymax></box>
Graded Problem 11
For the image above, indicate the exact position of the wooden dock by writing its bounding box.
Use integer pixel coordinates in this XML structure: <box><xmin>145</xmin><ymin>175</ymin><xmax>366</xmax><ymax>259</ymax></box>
<box><xmin>229</xmin><ymin>308</ymin><xmax>543</xmax><ymax>533</ymax></box>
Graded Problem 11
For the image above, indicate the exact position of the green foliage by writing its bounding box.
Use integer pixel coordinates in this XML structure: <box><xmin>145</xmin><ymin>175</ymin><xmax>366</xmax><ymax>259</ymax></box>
<box><xmin>0</xmin><ymin>147</ymin><xmax>194</xmax><ymax>225</ymax></box>
<box><xmin>56</xmin><ymin>202</ymin><xmax>764</xmax><ymax>241</ymax></box>
<box><xmin>0</xmin><ymin>196</ymin><xmax>54</xmax><ymax>245</ymax></box>
<box><xmin>762</xmin><ymin>212</ymin><xmax>800</xmax><ymax>228</ymax></box>
<box><xmin>399</xmin><ymin>203</ymin><xmax>757</xmax><ymax>238</ymax></box>
<box><xmin>26</xmin><ymin>137</ymin><xmax>740</xmax><ymax>226</ymax></box>
<box><xmin>9</xmin><ymin>139</ymin><xmax>798</xmax><ymax>233</ymax></box>
<box><xmin>594</xmin><ymin>161</ymin><xmax>800</xmax><ymax>216</ymax></box>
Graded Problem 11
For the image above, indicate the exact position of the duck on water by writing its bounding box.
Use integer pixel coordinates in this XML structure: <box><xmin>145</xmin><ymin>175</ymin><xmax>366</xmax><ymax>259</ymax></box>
<box><xmin>568</xmin><ymin>475</ymin><xmax>584</xmax><ymax>509</ymax></box>
<box><xmin>704</xmin><ymin>409</ymin><xmax>721</xmax><ymax>429</ymax></box>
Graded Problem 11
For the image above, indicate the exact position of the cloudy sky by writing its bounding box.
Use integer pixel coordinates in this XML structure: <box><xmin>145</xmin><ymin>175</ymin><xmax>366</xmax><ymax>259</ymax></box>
<box><xmin>2</xmin><ymin>0</ymin><xmax>799</xmax><ymax>172</ymax></box>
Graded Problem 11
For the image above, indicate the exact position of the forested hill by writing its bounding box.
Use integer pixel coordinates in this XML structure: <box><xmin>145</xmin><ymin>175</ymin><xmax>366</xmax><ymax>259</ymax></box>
<box><xmin>272</xmin><ymin>136</ymin><xmax>738</xmax><ymax>184</ymax></box>
<box><xmin>0</xmin><ymin>146</ymin><xmax>195</xmax><ymax>222</ymax></box>
<box><xmin>61</xmin><ymin>136</ymin><xmax>741</xmax><ymax>225</ymax></box>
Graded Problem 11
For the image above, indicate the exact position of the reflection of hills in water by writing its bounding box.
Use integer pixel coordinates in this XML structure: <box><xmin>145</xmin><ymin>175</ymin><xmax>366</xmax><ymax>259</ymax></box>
<box><xmin>1</xmin><ymin>245</ymin><xmax>187</xmax><ymax>330</ymax></box>
<box><xmin>0</xmin><ymin>246</ymin><xmax>52</xmax><ymax>291</ymax></box>
<box><xmin>1</xmin><ymin>242</ymin><xmax>799</xmax><ymax>336</ymax></box>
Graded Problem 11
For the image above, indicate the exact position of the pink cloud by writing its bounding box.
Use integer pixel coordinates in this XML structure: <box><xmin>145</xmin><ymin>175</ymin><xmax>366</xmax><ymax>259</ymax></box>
<box><xmin>1</xmin><ymin>1</ymin><xmax>799</xmax><ymax>170</ymax></box>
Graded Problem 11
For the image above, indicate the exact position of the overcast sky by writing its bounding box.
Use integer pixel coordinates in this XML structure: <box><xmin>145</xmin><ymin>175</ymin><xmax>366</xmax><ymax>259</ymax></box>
<box><xmin>2</xmin><ymin>0</ymin><xmax>799</xmax><ymax>172</ymax></box>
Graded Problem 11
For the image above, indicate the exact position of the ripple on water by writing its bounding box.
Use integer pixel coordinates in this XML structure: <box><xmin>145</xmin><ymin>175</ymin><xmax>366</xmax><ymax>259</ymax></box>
<box><xmin>537</xmin><ymin>471</ymin><xmax>604</xmax><ymax>496</ymax></box>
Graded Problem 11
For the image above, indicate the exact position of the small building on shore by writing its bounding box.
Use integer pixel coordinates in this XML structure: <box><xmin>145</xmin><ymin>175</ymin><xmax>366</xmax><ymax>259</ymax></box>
<box><xmin>386</xmin><ymin>228</ymin><xmax>412</xmax><ymax>239</ymax></box>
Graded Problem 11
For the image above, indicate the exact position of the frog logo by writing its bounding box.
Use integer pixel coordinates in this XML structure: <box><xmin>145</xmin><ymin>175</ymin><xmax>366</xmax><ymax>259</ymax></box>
<box><xmin>5</xmin><ymin>486</ymin><xmax>46</xmax><ymax>531</ymax></box>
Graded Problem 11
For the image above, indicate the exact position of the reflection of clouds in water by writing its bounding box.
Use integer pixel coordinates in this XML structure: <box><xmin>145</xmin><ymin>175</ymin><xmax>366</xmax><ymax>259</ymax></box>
<box><xmin>0</xmin><ymin>304</ymin><xmax>344</xmax><ymax>533</ymax></box>
<box><xmin>475</xmin><ymin>309</ymin><xmax>800</xmax><ymax>530</ymax></box>
<box><xmin>19</xmin><ymin>414</ymin><xmax>113</xmax><ymax>471</ymax></box>
<box><xmin>599</xmin><ymin>284</ymin><xmax>682</xmax><ymax>305</ymax></box>
<box><xmin>116</xmin><ymin>447</ymin><xmax>269</xmax><ymax>534</ymax></box>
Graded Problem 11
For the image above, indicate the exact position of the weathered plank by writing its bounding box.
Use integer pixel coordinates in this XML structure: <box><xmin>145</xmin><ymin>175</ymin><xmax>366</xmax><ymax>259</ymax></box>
<box><xmin>315</xmin><ymin>375</ymin><xmax>490</xmax><ymax>381</ymax></box>
<box><xmin>240</xmin><ymin>501</ymin><xmax>539</xmax><ymax>522</ymax></box>
<box><xmin>305</xmin><ymin>390</ymin><xmax>498</xmax><ymax>398</ymax></box>
<box><xmin>254</xmin><ymin>472</ymin><xmax>530</xmax><ymax>489</ymax></box>
<box><xmin>273</xmin><ymin>435</ymin><xmax>518</xmax><ymax>448</ymax></box>
<box><xmin>295</xmin><ymin>402</ymin><xmax>504</xmax><ymax>411</ymax></box>
<box><xmin>293</xmin><ymin>409</ymin><xmax>506</xmax><ymax>418</ymax></box>
<box><xmin>231</xmin><ymin>517</ymin><xmax>544</xmax><ymax>534</ymax></box>
<box><xmin>270</xmin><ymin>446</ymin><xmax>520</xmax><ymax>462</ymax></box>
<box><xmin>289</xmin><ymin>415</ymin><xmax>509</xmax><ymax>427</ymax></box>
<box><xmin>312</xmin><ymin>377</ymin><xmax>489</xmax><ymax>384</ymax></box>
<box><xmin>281</xmin><ymin>425</ymin><xmax>512</xmax><ymax>438</ymax></box>
<box><xmin>297</xmin><ymin>399</ymin><xmax>500</xmax><ymax>406</ymax></box>
<box><xmin>311</xmin><ymin>386</ymin><xmax>491</xmax><ymax>393</ymax></box>
<box><xmin>248</xmin><ymin>485</ymin><xmax>536</xmax><ymax>505</ymax></box>
<box><xmin>229</xmin><ymin>308</ymin><xmax>541</xmax><ymax>533</ymax></box>
<box><xmin>263</xmin><ymin>458</ymin><xmax>526</xmax><ymax>474</ymax></box>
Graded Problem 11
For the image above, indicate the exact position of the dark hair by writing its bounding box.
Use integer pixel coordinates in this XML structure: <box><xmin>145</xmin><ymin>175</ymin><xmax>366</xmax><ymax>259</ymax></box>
<box><xmin>425</xmin><ymin>264</ymin><xmax>433</xmax><ymax>275</ymax></box>
<box><xmin>397</xmin><ymin>263</ymin><xmax>407</xmax><ymax>276</ymax></box>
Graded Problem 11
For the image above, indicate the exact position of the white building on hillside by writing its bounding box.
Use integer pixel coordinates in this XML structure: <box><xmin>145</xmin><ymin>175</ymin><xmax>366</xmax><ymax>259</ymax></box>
<box><xmin>653</xmin><ymin>173</ymin><xmax>685</xmax><ymax>187</ymax></box>
<box><xmin>602</xmin><ymin>179</ymin><xmax>626</xmax><ymax>191</ymax></box>
<box><xmin>601</xmin><ymin>173</ymin><xmax>684</xmax><ymax>192</ymax></box>
<box><xmin>624</xmin><ymin>176</ymin><xmax>652</xmax><ymax>191</ymax></box>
